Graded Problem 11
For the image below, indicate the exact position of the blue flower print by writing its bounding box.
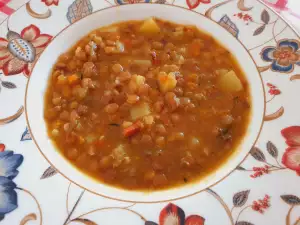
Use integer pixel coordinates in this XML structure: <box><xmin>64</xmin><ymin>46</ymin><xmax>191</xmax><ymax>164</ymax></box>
<box><xmin>0</xmin><ymin>151</ymin><xmax>23</xmax><ymax>179</ymax></box>
<box><xmin>261</xmin><ymin>39</ymin><xmax>300</xmax><ymax>73</ymax></box>
<box><xmin>0</xmin><ymin>177</ymin><xmax>17</xmax><ymax>221</ymax></box>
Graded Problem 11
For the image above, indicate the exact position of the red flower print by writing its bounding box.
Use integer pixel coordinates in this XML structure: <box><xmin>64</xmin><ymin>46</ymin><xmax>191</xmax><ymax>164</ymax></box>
<box><xmin>234</xmin><ymin>13</ymin><xmax>253</xmax><ymax>21</ymax></box>
<box><xmin>41</xmin><ymin>0</ymin><xmax>59</xmax><ymax>6</ymax></box>
<box><xmin>0</xmin><ymin>143</ymin><xmax>5</xmax><ymax>152</ymax></box>
<box><xmin>250</xmin><ymin>165</ymin><xmax>270</xmax><ymax>178</ymax></box>
<box><xmin>0</xmin><ymin>25</ymin><xmax>52</xmax><ymax>77</ymax></box>
<box><xmin>233</xmin><ymin>13</ymin><xmax>253</xmax><ymax>24</ymax></box>
<box><xmin>146</xmin><ymin>203</ymin><xmax>205</xmax><ymax>225</ymax></box>
<box><xmin>251</xmin><ymin>195</ymin><xmax>270</xmax><ymax>214</ymax></box>
<box><xmin>263</xmin><ymin>0</ymin><xmax>288</xmax><ymax>10</ymax></box>
<box><xmin>160</xmin><ymin>203</ymin><xmax>205</xmax><ymax>225</ymax></box>
<box><xmin>269</xmin><ymin>89</ymin><xmax>281</xmax><ymax>95</ymax></box>
<box><xmin>274</xmin><ymin>0</ymin><xmax>288</xmax><ymax>9</ymax></box>
<box><xmin>282</xmin><ymin>147</ymin><xmax>300</xmax><ymax>176</ymax></box>
<box><xmin>159</xmin><ymin>203</ymin><xmax>185</xmax><ymax>225</ymax></box>
<box><xmin>281</xmin><ymin>126</ymin><xmax>300</xmax><ymax>175</ymax></box>
<box><xmin>186</xmin><ymin>0</ymin><xmax>211</xmax><ymax>10</ymax></box>
<box><xmin>185</xmin><ymin>215</ymin><xmax>205</xmax><ymax>225</ymax></box>
<box><xmin>267</xmin><ymin>83</ymin><xmax>281</xmax><ymax>95</ymax></box>
<box><xmin>281</xmin><ymin>126</ymin><xmax>300</xmax><ymax>146</ymax></box>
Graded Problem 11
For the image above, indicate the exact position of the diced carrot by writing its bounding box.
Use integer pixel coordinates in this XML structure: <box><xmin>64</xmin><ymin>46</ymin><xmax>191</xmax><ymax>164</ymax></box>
<box><xmin>160</xmin><ymin>75</ymin><xmax>168</xmax><ymax>83</ymax></box>
<box><xmin>153</xmin><ymin>59</ymin><xmax>161</xmax><ymax>65</ymax></box>
<box><xmin>123</xmin><ymin>39</ymin><xmax>132</xmax><ymax>49</ymax></box>
<box><xmin>96</xmin><ymin>136</ymin><xmax>105</xmax><ymax>147</ymax></box>
<box><xmin>151</xmin><ymin>51</ymin><xmax>160</xmax><ymax>65</ymax></box>
<box><xmin>188</xmin><ymin>41</ymin><xmax>202</xmax><ymax>57</ymax></box>
<box><xmin>54</xmin><ymin>120</ymin><xmax>63</xmax><ymax>128</ymax></box>
<box><xmin>160</xmin><ymin>114</ymin><xmax>171</xmax><ymax>126</ymax></box>
<box><xmin>78</xmin><ymin>136</ymin><xmax>85</xmax><ymax>144</ymax></box>
<box><xmin>68</xmin><ymin>74</ymin><xmax>80</xmax><ymax>85</ymax></box>
<box><xmin>62</xmin><ymin>86</ymin><xmax>71</xmax><ymax>98</ymax></box>
<box><xmin>123</xmin><ymin>121</ymin><xmax>143</xmax><ymax>138</ymax></box>
<box><xmin>66</xmin><ymin>132</ymin><xmax>77</xmax><ymax>144</ymax></box>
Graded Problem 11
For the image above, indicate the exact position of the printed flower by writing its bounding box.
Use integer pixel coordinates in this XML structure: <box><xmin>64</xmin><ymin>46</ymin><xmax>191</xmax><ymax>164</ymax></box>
<box><xmin>261</xmin><ymin>39</ymin><xmax>300</xmax><ymax>73</ymax></box>
<box><xmin>186</xmin><ymin>0</ymin><xmax>211</xmax><ymax>9</ymax></box>
<box><xmin>0</xmin><ymin>24</ymin><xmax>52</xmax><ymax>77</ymax></box>
<box><xmin>263</xmin><ymin>0</ymin><xmax>289</xmax><ymax>11</ymax></box>
<box><xmin>282</xmin><ymin>147</ymin><xmax>300</xmax><ymax>176</ymax></box>
<box><xmin>251</xmin><ymin>195</ymin><xmax>270</xmax><ymax>213</ymax></box>
<box><xmin>250</xmin><ymin>165</ymin><xmax>270</xmax><ymax>178</ymax></box>
<box><xmin>41</xmin><ymin>0</ymin><xmax>59</xmax><ymax>6</ymax></box>
<box><xmin>281</xmin><ymin>126</ymin><xmax>300</xmax><ymax>175</ymax></box>
<box><xmin>0</xmin><ymin>151</ymin><xmax>24</xmax><ymax>179</ymax></box>
<box><xmin>281</xmin><ymin>126</ymin><xmax>300</xmax><ymax>147</ymax></box>
<box><xmin>234</xmin><ymin>12</ymin><xmax>253</xmax><ymax>24</ymax></box>
<box><xmin>67</xmin><ymin>0</ymin><xmax>93</xmax><ymax>24</ymax></box>
<box><xmin>0</xmin><ymin>177</ymin><xmax>17</xmax><ymax>221</ymax></box>
<box><xmin>0</xmin><ymin>145</ymin><xmax>23</xmax><ymax>221</ymax></box>
<box><xmin>146</xmin><ymin>203</ymin><xmax>205</xmax><ymax>225</ymax></box>
<box><xmin>267</xmin><ymin>83</ymin><xmax>281</xmax><ymax>95</ymax></box>
<box><xmin>0</xmin><ymin>144</ymin><xmax>5</xmax><ymax>152</ymax></box>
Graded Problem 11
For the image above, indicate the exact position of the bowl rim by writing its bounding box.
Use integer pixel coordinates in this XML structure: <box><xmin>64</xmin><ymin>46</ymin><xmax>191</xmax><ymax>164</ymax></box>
<box><xmin>25</xmin><ymin>3</ymin><xmax>266</xmax><ymax>203</ymax></box>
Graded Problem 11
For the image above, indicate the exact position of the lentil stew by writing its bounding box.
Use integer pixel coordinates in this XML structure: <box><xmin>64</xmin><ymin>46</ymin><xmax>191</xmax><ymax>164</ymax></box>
<box><xmin>44</xmin><ymin>18</ymin><xmax>251</xmax><ymax>190</ymax></box>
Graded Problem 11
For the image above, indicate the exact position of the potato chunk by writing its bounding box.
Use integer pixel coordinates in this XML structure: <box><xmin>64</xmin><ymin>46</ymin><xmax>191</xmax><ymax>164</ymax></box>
<box><xmin>112</xmin><ymin>144</ymin><xmax>127</xmax><ymax>167</ymax></box>
<box><xmin>158</xmin><ymin>72</ymin><xmax>177</xmax><ymax>93</ymax></box>
<box><xmin>130</xmin><ymin>102</ymin><xmax>150</xmax><ymax>120</ymax></box>
<box><xmin>139</xmin><ymin>18</ymin><xmax>160</xmax><ymax>34</ymax></box>
<box><xmin>218</xmin><ymin>70</ymin><xmax>243</xmax><ymax>92</ymax></box>
<box><xmin>99</xmin><ymin>26</ymin><xmax>118</xmax><ymax>32</ymax></box>
<box><xmin>129</xmin><ymin>75</ymin><xmax>146</xmax><ymax>93</ymax></box>
<box><xmin>215</xmin><ymin>69</ymin><xmax>228</xmax><ymax>76</ymax></box>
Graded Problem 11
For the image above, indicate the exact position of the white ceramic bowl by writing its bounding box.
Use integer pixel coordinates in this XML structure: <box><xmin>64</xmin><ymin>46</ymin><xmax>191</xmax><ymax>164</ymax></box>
<box><xmin>26</xmin><ymin>4</ymin><xmax>265</xmax><ymax>203</ymax></box>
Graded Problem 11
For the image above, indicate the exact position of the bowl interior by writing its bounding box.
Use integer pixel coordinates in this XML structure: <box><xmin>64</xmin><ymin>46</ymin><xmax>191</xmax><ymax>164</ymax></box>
<box><xmin>26</xmin><ymin>4</ymin><xmax>265</xmax><ymax>202</ymax></box>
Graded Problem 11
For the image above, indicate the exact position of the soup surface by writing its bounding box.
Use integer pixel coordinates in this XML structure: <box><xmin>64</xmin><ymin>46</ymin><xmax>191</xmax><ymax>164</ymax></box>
<box><xmin>44</xmin><ymin>18</ymin><xmax>251</xmax><ymax>190</ymax></box>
